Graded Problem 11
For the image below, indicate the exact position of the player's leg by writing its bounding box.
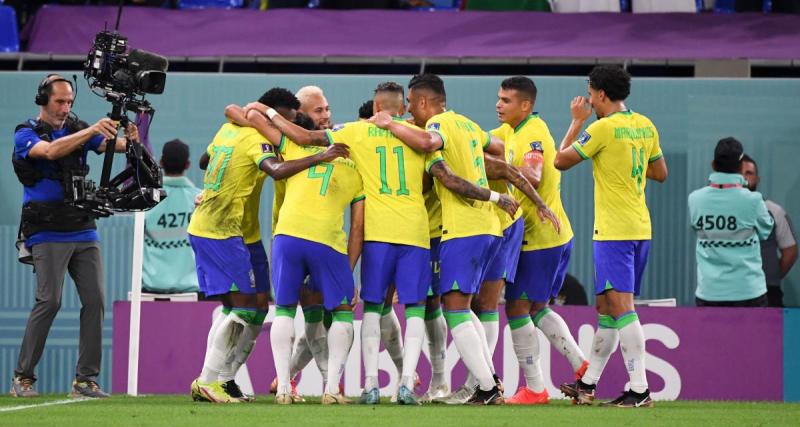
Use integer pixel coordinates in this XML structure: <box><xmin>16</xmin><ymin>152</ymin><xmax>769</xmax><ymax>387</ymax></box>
<box><xmin>394</xmin><ymin>245</ymin><xmax>432</xmax><ymax>405</ymax></box>
<box><xmin>422</xmin><ymin>237</ymin><xmax>448</xmax><ymax>402</ymax></box>
<box><xmin>503</xmin><ymin>250</ymin><xmax>547</xmax><ymax>405</ymax></box>
<box><xmin>270</xmin><ymin>235</ymin><xmax>307</xmax><ymax>404</ymax></box>
<box><xmin>600</xmin><ymin>240</ymin><xmax>652</xmax><ymax>408</ymax></box>
<box><xmin>530</xmin><ymin>240</ymin><xmax>588</xmax><ymax>380</ymax></box>
<box><xmin>312</xmin><ymin>243</ymin><xmax>356</xmax><ymax>405</ymax></box>
<box><xmin>358</xmin><ymin>242</ymin><xmax>395</xmax><ymax>403</ymax></box>
<box><xmin>300</xmin><ymin>288</ymin><xmax>329</xmax><ymax>383</ymax></box>
<box><xmin>439</xmin><ymin>235</ymin><xmax>503</xmax><ymax>405</ymax></box>
<box><xmin>380</xmin><ymin>284</ymin><xmax>405</xmax><ymax>380</ymax></box>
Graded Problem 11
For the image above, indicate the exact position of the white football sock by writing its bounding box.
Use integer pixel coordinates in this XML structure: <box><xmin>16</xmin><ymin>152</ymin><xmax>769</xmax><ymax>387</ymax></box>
<box><xmin>270</xmin><ymin>315</ymin><xmax>295</xmax><ymax>395</ymax></box>
<box><xmin>326</xmin><ymin>318</ymin><xmax>354</xmax><ymax>395</ymax></box>
<box><xmin>510</xmin><ymin>320</ymin><xmax>544</xmax><ymax>393</ymax></box>
<box><xmin>451</xmin><ymin>321</ymin><xmax>494</xmax><ymax>391</ymax></box>
<box><xmin>305</xmin><ymin>319</ymin><xmax>329</xmax><ymax>379</ymax></box>
<box><xmin>289</xmin><ymin>333</ymin><xmax>313</xmax><ymax>379</ymax></box>
<box><xmin>401</xmin><ymin>310</ymin><xmax>426</xmax><ymax>389</ymax></box>
<box><xmin>361</xmin><ymin>309</ymin><xmax>382</xmax><ymax>391</ymax></box>
<box><xmin>582</xmin><ymin>316</ymin><xmax>619</xmax><ymax>386</ymax></box>
<box><xmin>470</xmin><ymin>311</ymin><xmax>496</xmax><ymax>375</ymax></box>
<box><xmin>380</xmin><ymin>308</ymin><xmax>404</xmax><ymax>375</ymax></box>
<box><xmin>219</xmin><ymin>322</ymin><xmax>262</xmax><ymax>382</ymax></box>
<box><xmin>199</xmin><ymin>313</ymin><xmax>244</xmax><ymax>383</ymax></box>
<box><xmin>618</xmin><ymin>313</ymin><xmax>648</xmax><ymax>393</ymax></box>
<box><xmin>535</xmin><ymin>308</ymin><xmax>586</xmax><ymax>372</ymax></box>
<box><xmin>425</xmin><ymin>312</ymin><xmax>448</xmax><ymax>388</ymax></box>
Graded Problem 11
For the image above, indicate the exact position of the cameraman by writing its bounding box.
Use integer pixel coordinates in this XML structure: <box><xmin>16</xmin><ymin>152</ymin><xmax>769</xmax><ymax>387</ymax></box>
<box><xmin>11</xmin><ymin>74</ymin><xmax>138</xmax><ymax>398</ymax></box>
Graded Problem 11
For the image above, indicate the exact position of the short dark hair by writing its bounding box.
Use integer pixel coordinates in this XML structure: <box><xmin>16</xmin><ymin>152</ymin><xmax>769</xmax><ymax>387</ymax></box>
<box><xmin>293</xmin><ymin>111</ymin><xmax>316</xmax><ymax>131</ymax></box>
<box><xmin>741</xmin><ymin>153</ymin><xmax>758</xmax><ymax>174</ymax></box>
<box><xmin>714</xmin><ymin>137</ymin><xmax>744</xmax><ymax>173</ymax></box>
<box><xmin>500</xmin><ymin>76</ymin><xmax>537</xmax><ymax>102</ymax></box>
<box><xmin>588</xmin><ymin>65</ymin><xmax>631</xmax><ymax>102</ymax></box>
<box><xmin>408</xmin><ymin>73</ymin><xmax>446</xmax><ymax>102</ymax></box>
<box><xmin>375</xmin><ymin>81</ymin><xmax>404</xmax><ymax>96</ymax></box>
<box><xmin>161</xmin><ymin>139</ymin><xmax>190</xmax><ymax>175</ymax></box>
<box><xmin>258</xmin><ymin>87</ymin><xmax>300</xmax><ymax>111</ymax></box>
<box><xmin>358</xmin><ymin>100</ymin><xmax>373</xmax><ymax>120</ymax></box>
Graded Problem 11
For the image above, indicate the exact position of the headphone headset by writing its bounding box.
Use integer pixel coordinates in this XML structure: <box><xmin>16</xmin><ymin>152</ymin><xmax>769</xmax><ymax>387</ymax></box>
<box><xmin>34</xmin><ymin>74</ymin><xmax>74</xmax><ymax>106</ymax></box>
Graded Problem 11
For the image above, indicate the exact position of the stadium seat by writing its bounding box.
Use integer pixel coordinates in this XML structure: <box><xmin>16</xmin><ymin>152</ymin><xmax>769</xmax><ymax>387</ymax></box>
<box><xmin>176</xmin><ymin>0</ymin><xmax>245</xmax><ymax>9</ymax></box>
<box><xmin>551</xmin><ymin>0</ymin><xmax>622</xmax><ymax>12</ymax></box>
<box><xmin>632</xmin><ymin>0</ymin><xmax>700</xmax><ymax>12</ymax></box>
<box><xmin>0</xmin><ymin>5</ymin><xmax>19</xmax><ymax>53</ymax></box>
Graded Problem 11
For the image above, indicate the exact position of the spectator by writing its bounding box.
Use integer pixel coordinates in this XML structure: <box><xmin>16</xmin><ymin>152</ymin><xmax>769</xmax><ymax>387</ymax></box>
<box><xmin>688</xmin><ymin>137</ymin><xmax>774</xmax><ymax>307</ymax></box>
<box><xmin>142</xmin><ymin>139</ymin><xmax>201</xmax><ymax>294</ymax></box>
<box><xmin>740</xmin><ymin>154</ymin><xmax>798</xmax><ymax>307</ymax></box>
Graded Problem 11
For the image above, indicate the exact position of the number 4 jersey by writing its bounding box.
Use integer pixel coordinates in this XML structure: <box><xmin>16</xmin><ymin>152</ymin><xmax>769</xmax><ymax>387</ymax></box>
<box><xmin>189</xmin><ymin>123</ymin><xmax>275</xmax><ymax>240</ymax></box>
<box><xmin>273</xmin><ymin>137</ymin><xmax>364</xmax><ymax>255</ymax></box>
<box><xmin>571</xmin><ymin>110</ymin><xmax>662</xmax><ymax>241</ymax></box>
<box><xmin>325</xmin><ymin>118</ymin><xmax>429</xmax><ymax>249</ymax></box>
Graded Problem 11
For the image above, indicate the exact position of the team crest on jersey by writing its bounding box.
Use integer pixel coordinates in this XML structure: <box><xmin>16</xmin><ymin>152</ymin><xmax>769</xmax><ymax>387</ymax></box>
<box><xmin>261</xmin><ymin>143</ymin><xmax>273</xmax><ymax>153</ymax></box>
<box><xmin>427</xmin><ymin>122</ymin><xmax>440</xmax><ymax>131</ymax></box>
<box><xmin>332</xmin><ymin>124</ymin><xmax>345</xmax><ymax>132</ymax></box>
<box><xmin>529</xmin><ymin>141</ymin><xmax>543</xmax><ymax>152</ymax></box>
<box><xmin>577</xmin><ymin>131</ymin><xmax>591</xmax><ymax>146</ymax></box>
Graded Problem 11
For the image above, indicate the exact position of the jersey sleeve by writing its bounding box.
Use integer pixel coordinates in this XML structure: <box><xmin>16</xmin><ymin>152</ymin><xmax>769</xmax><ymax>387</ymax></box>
<box><xmin>14</xmin><ymin>127</ymin><xmax>40</xmax><ymax>159</ymax></box>
<box><xmin>327</xmin><ymin>121</ymin><xmax>358</xmax><ymax>147</ymax></box>
<box><xmin>425</xmin><ymin>150</ymin><xmax>444</xmax><ymax>173</ymax></box>
<box><xmin>755</xmin><ymin>198</ymin><xmax>775</xmax><ymax>241</ymax></box>
<box><xmin>244</xmin><ymin>133</ymin><xmax>276</xmax><ymax>168</ymax></box>
<box><xmin>86</xmin><ymin>134</ymin><xmax>105</xmax><ymax>154</ymax></box>
<box><xmin>571</xmin><ymin>120</ymin><xmax>606</xmax><ymax>160</ymax></box>
<box><xmin>482</xmin><ymin>131</ymin><xmax>491</xmax><ymax>150</ymax></box>
<box><xmin>648</xmin><ymin>125</ymin><xmax>663</xmax><ymax>163</ymax></box>
<box><xmin>489</xmin><ymin>125</ymin><xmax>507</xmax><ymax>141</ymax></box>
<box><xmin>351</xmin><ymin>176</ymin><xmax>366</xmax><ymax>204</ymax></box>
<box><xmin>425</xmin><ymin>119</ymin><xmax>446</xmax><ymax>149</ymax></box>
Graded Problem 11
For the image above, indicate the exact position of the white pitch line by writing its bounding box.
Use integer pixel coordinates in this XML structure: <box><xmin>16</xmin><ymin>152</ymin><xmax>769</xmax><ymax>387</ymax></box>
<box><xmin>0</xmin><ymin>397</ymin><xmax>91</xmax><ymax>413</ymax></box>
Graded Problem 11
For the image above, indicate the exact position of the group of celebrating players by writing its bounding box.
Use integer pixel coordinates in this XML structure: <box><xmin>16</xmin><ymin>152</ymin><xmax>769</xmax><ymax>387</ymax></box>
<box><xmin>186</xmin><ymin>64</ymin><xmax>668</xmax><ymax>408</ymax></box>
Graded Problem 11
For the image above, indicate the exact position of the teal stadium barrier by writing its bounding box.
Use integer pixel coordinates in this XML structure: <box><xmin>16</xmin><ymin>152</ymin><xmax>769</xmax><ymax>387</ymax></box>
<box><xmin>0</xmin><ymin>72</ymin><xmax>798</xmax><ymax>393</ymax></box>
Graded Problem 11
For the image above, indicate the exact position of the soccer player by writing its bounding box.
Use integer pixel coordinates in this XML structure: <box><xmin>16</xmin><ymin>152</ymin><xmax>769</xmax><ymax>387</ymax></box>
<box><xmin>266</xmin><ymin>81</ymin><xmax>518</xmax><ymax>405</ymax></box>
<box><xmin>554</xmin><ymin>65</ymin><xmax>667</xmax><ymax>408</ymax></box>
<box><xmin>188</xmin><ymin>90</ymin><xmax>347</xmax><ymax>403</ymax></box>
<box><xmin>369</xmin><ymin>74</ymin><xmax>519</xmax><ymax>405</ymax></box>
<box><xmin>494</xmin><ymin>76</ymin><xmax>587</xmax><ymax>405</ymax></box>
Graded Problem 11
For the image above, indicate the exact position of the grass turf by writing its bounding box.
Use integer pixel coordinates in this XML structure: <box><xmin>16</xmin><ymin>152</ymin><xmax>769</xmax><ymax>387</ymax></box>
<box><xmin>1</xmin><ymin>395</ymin><xmax>799</xmax><ymax>426</ymax></box>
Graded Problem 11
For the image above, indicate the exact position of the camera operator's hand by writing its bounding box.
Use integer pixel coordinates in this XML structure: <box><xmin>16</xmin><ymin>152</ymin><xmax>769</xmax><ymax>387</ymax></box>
<box><xmin>91</xmin><ymin>118</ymin><xmax>118</xmax><ymax>140</ymax></box>
<box><xmin>125</xmin><ymin>123</ymin><xmax>140</xmax><ymax>144</ymax></box>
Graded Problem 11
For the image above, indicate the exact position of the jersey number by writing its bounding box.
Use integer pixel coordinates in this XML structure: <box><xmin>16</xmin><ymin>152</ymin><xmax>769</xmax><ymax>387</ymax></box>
<box><xmin>204</xmin><ymin>146</ymin><xmax>234</xmax><ymax>191</ymax></box>
<box><xmin>470</xmin><ymin>139</ymin><xmax>488</xmax><ymax>187</ymax></box>
<box><xmin>695</xmin><ymin>215</ymin><xmax>737</xmax><ymax>231</ymax></box>
<box><xmin>631</xmin><ymin>147</ymin><xmax>645</xmax><ymax>195</ymax></box>
<box><xmin>376</xmin><ymin>146</ymin><xmax>409</xmax><ymax>196</ymax></box>
<box><xmin>308</xmin><ymin>163</ymin><xmax>333</xmax><ymax>196</ymax></box>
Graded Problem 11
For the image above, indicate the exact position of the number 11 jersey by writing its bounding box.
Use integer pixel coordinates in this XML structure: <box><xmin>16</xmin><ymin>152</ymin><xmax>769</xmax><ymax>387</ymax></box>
<box><xmin>570</xmin><ymin>110</ymin><xmax>662</xmax><ymax>241</ymax></box>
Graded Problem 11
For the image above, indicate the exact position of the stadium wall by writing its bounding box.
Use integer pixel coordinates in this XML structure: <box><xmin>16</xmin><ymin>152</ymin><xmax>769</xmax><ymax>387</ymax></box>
<box><xmin>0</xmin><ymin>72</ymin><xmax>798</xmax><ymax>394</ymax></box>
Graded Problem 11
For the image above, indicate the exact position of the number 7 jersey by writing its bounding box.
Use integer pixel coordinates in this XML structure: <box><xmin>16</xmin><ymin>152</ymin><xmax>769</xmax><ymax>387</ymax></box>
<box><xmin>570</xmin><ymin>110</ymin><xmax>662</xmax><ymax>241</ymax></box>
<box><xmin>188</xmin><ymin>123</ymin><xmax>275</xmax><ymax>240</ymax></box>
<box><xmin>273</xmin><ymin>137</ymin><xmax>364</xmax><ymax>254</ymax></box>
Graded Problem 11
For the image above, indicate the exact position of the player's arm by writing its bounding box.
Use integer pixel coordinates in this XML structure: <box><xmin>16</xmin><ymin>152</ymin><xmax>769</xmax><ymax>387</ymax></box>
<box><xmin>370</xmin><ymin>111</ymin><xmax>442</xmax><ymax>153</ymax></box>
<box><xmin>347</xmin><ymin>198</ymin><xmax>365</xmax><ymax>271</ymax></box>
<box><xmin>484</xmin><ymin>153</ymin><xmax>560</xmax><ymax>233</ymax></box>
<box><xmin>484</xmin><ymin>134</ymin><xmax>504</xmax><ymax>157</ymax></box>
<box><xmin>428</xmin><ymin>160</ymin><xmax>518</xmax><ymax>217</ymax></box>
<box><xmin>259</xmin><ymin>143</ymin><xmax>349</xmax><ymax>181</ymax></box>
<box><xmin>224</xmin><ymin>104</ymin><xmax>249</xmax><ymax>125</ymax></box>
<box><xmin>264</xmin><ymin>110</ymin><xmax>330</xmax><ymax>147</ymax></box>
<box><xmin>647</xmin><ymin>156</ymin><xmax>668</xmax><ymax>182</ymax></box>
<box><xmin>554</xmin><ymin>96</ymin><xmax>592</xmax><ymax>171</ymax></box>
<box><xmin>222</xmin><ymin>105</ymin><xmax>283</xmax><ymax>146</ymax></box>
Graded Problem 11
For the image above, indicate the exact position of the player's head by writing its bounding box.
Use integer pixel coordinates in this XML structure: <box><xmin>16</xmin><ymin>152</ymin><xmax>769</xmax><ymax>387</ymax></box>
<box><xmin>712</xmin><ymin>137</ymin><xmax>744</xmax><ymax>174</ymax></box>
<box><xmin>296</xmin><ymin>85</ymin><xmax>331</xmax><ymax>130</ymax></box>
<box><xmin>497</xmin><ymin>76</ymin><xmax>537</xmax><ymax>126</ymax></box>
<box><xmin>407</xmin><ymin>73</ymin><xmax>445</xmax><ymax>127</ymax></box>
<box><xmin>587</xmin><ymin>65</ymin><xmax>631</xmax><ymax>119</ymax></box>
<box><xmin>740</xmin><ymin>153</ymin><xmax>760</xmax><ymax>191</ymax></box>
<box><xmin>373</xmin><ymin>81</ymin><xmax>406</xmax><ymax>117</ymax></box>
<box><xmin>293</xmin><ymin>111</ymin><xmax>316</xmax><ymax>131</ymax></box>
<box><xmin>37</xmin><ymin>74</ymin><xmax>75</xmax><ymax>128</ymax></box>
<box><xmin>358</xmin><ymin>100</ymin><xmax>373</xmax><ymax>120</ymax></box>
<box><xmin>160</xmin><ymin>138</ymin><xmax>190</xmax><ymax>176</ymax></box>
<box><xmin>258</xmin><ymin>87</ymin><xmax>300</xmax><ymax>122</ymax></box>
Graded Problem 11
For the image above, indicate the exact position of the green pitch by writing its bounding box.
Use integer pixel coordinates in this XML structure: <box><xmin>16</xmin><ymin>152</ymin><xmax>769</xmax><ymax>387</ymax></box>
<box><xmin>1</xmin><ymin>395</ymin><xmax>799</xmax><ymax>427</ymax></box>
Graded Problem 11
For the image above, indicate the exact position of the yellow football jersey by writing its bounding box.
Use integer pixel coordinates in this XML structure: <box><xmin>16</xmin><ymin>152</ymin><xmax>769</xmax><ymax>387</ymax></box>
<box><xmin>325</xmin><ymin>119</ymin><xmax>429</xmax><ymax>248</ymax></box>
<box><xmin>241</xmin><ymin>172</ymin><xmax>266</xmax><ymax>245</ymax></box>
<box><xmin>271</xmin><ymin>179</ymin><xmax>285</xmax><ymax>235</ymax></box>
<box><xmin>504</xmin><ymin>115</ymin><xmax>573</xmax><ymax>250</ymax></box>
<box><xmin>425</xmin><ymin>188</ymin><xmax>442</xmax><ymax>239</ymax></box>
<box><xmin>425</xmin><ymin>111</ymin><xmax>501</xmax><ymax>241</ymax></box>
<box><xmin>488</xmin><ymin>125</ymin><xmax>522</xmax><ymax>231</ymax></box>
<box><xmin>273</xmin><ymin>138</ymin><xmax>364</xmax><ymax>254</ymax></box>
<box><xmin>188</xmin><ymin>123</ymin><xmax>274</xmax><ymax>239</ymax></box>
<box><xmin>571</xmin><ymin>110</ymin><xmax>662</xmax><ymax>241</ymax></box>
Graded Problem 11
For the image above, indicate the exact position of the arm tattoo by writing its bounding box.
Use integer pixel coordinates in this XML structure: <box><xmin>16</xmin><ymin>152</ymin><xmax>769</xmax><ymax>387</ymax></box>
<box><xmin>507</xmin><ymin>165</ymin><xmax>545</xmax><ymax>207</ymax></box>
<box><xmin>430</xmin><ymin>161</ymin><xmax>489</xmax><ymax>201</ymax></box>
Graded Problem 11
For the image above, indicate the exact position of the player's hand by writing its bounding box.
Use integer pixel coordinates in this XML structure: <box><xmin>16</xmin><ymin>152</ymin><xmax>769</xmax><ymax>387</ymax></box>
<box><xmin>537</xmin><ymin>206</ymin><xmax>561</xmax><ymax>234</ymax></box>
<box><xmin>194</xmin><ymin>193</ymin><xmax>204</xmax><ymax>208</ymax></box>
<box><xmin>318</xmin><ymin>143</ymin><xmax>349</xmax><ymax>162</ymax></box>
<box><xmin>497</xmin><ymin>194</ymin><xmax>520</xmax><ymax>217</ymax></box>
<box><xmin>369</xmin><ymin>111</ymin><xmax>392</xmax><ymax>129</ymax></box>
<box><xmin>244</xmin><ymin>102</ymin><xmax>268</xmax><ymax>116</ymax></box>
<box><xmin>125</xmin><ymin>123</ymin><xmax>140</xmax><ymax>143</ymax></box>
<box><xmin>570</xmin><ymin>96</ymin><xmax>592</xmax><ymax>122</ymax></box>
<box><xmin>91</xmin><ymin>118</ymin><xmax>118</xmax><ymax>140</ymax></box>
